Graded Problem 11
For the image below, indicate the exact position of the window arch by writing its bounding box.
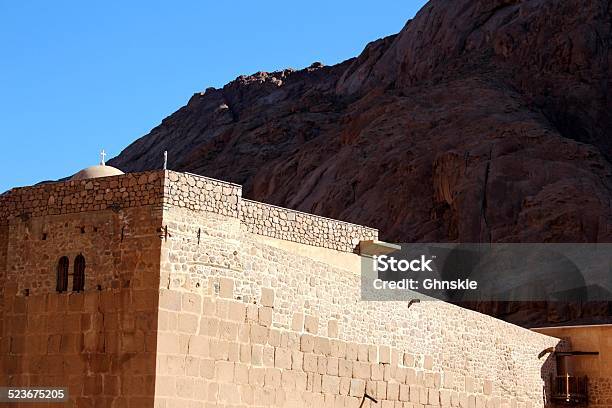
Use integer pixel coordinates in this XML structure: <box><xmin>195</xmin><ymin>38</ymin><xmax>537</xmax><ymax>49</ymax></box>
<box><xmin>73</xmin><ymin>254</ymin><xmax>86</xmax><ymax>292</ymax></box>
<box><xmin>56</xmin><ymin>256</ymin><xmax>69</xmax><ymax>292</ymax></box>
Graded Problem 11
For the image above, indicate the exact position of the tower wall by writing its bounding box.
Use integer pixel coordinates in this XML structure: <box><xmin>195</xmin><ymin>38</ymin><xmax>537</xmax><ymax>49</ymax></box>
<box><xmin>0</xmin><ymin>171</ymin><xmax>165</xmax><ymax>407</ymax></box>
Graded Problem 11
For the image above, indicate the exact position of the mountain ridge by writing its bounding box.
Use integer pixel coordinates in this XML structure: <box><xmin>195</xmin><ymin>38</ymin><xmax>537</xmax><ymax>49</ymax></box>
<box><xmin>110</xmin><ymin>0</ymin><xmax>612</xmax><ymax>244</ymax></box>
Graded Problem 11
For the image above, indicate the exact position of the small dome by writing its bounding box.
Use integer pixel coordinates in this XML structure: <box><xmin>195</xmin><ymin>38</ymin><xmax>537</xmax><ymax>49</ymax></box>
<box><xmin>71</xmin><ymin>164</ymin><xmax>124</xmax><ymax>180</ymax></box>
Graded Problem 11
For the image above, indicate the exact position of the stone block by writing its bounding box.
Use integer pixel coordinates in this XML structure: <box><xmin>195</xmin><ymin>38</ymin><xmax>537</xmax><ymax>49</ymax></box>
<box><xmin>440</xmin><ymin>389</ymin><xmax>451</xmax><ymax>407</ymax></box>
<box><xmin>314</xmin><ymin>336</ymin><xmax>331</xmax><ymax>355</ymax></box>
<box><xmin>209</xmin><ymin>339</ymin><xmax>229</xmax><ymax>360</ymax></box>
<box><xmin>387</xmin><ymin>383</ymin><xmax>400</xmax><ymax>401</ymax></box>
<box><xmin>423</xmin><ymin>355</ymin><xmax>433</xmax><ymax>370</ymax></box>
<box><xmin>301</xmin><ymin>334</ymin><xmax>315</xmax><ymax>353</ymax></box>
<box><xmin>265</xmin><ymin>368</ymin><xmax>282</xmax><ymax>388</ymax></box>
<box><xmin>215</xmin><ymin>361</ymin><xmax>234</xmax><ymax>382</ymax></box>
<box><xmin>371</xmin><ymin>363</ymin><xmax>384</xmax><ymax>381</ymax></box>
<box><xmin>249</xmin><ymin>367</ymin><xmax>265</xmax><ymax>387</ymax></box>
<box><xmin>304</xmin><ymin>315</ymin><xmax>319</xmax><ymax>334</ymax></box>
<box><xmin>459</xmin><ymin>392</ymin><xmax>468</xmax><ymax>408</ymax></box>
<box><xmin>251</xmin><ymin>344</ymin><xmax>263</xmax><ymax>366</ymax></box>
<box><xmin>281</xmin><ymin>369</ymin><xmax>296</xmax><ymax>390</ymax></box>
<box><xmin>419</xmin><ymin>387</ymin><xmax>428</xmax><ymax>404</ymax></box>
<box><xmin>349</xmin><ymin>379</ymin><xmax>365</xmax><ymax>398</ymax></box>
<box><xmin>249</xmin><ymin>324</ymin><xmax>268</xmax><ymax>344</ymax></box>
<box><xmin>318</xmin><ymin>355</ymin><xmax>328</xmax><ymax>374</ymax></box>
<box><xmin>328</xmin><ymin>320</ymin><xmax>339</xmax><ymax>338</ymax></box>
<box><xmin>429</xmin><ymin>389</ymin><xmax>440</xmax><ymax>406</ymax></box>
<box><xmin>261</xmin><ymin>287</ymin><xmax>275</xmax><ymax>307</ymax></box>
<box><xmin>269</xmin><ymin>328</ymin><xmax>281</xmax><ymax>347</ymax></box>
<box><xmin>327</xmin><ymin>357</ymin><xmax>339</xmax><ymax>376</ymax></box>
<box><xmin>403</xmin><ymin>353</ymin><xmax>415</xmax><ymax>367</ymax></box>
<box><xmin>246</xmin><ymin>304</ymin><xmax>259</xmax><ymax>322</ymax></box>
<box><xmin>190</xmin><ymin>335</ymin><xmax>209</xmax><ymax>357</ymax></box>
<box><xmin>322</xmin><ymin>375</ymin><xmax>341</xmax><ymax>394</ymax></box>
<box><xmin>409</xmin><ymin>386</ymin><xmax>420</xmax><ymax>403</ymax></box>
<box><xmin>181</xmin><ymin>292</ymin><xmax>201</xmax><ymax>314</ymax></box>
<box><xmin>346</xmin><ymin>343</ymin><xmax>359</xmax><ymax>361</ymax></box>
<box><xmin>312</xmin><ymin>373</ymin><xmax>322</xmax><ymax>393</ymax></box>
<box><xmin>292</xmin><ymin>350</ymin><xmax>304</xmax><ymax>370</ymax></box>
<box><xmin>405</xmin><ymin>368</ymin><xmax>417</xmax><ymax>385</ymax></box>
<box><xmin>424</xmin><ymin>373</ymin><xmax>435</xmax><ymax>388</ymax></box>
<box><xmin>227</xmin><ymin>301</ymin><xmax>246</xmax><ymax>323</ymax></box>
<box><xmin>443</xmin><ymin>372</ymin><xmax>455</xmax><ymax>389</ymax></box>
<box><xmin>400</xmin><ymin>384</ymin><xmax>411</xmax><ymax>401</ymax></box>
<box><xmin>238</xmin><ymin>323</ymin><xmax>250</xmax><ymax>343</ymax></box>
<box><xmin>353</xmin><ymin>361</ymin><xmax>371</xmax><ymax>380</ymax></box>
<box><xmin>275</xmin><ymin>347</ymin><xmax>292</xmax><ymax>369</ymax></box>
<box><xmin>451</xmin><ymin>391</ymin><xmax>460</xmax><ymax>407</ymax></box>
<box><xmin>228</xmin><ymin>341</ymin><xmax>240</xmax><ymax>361</ymax></box>
<box><xmin>368</xmin><ymin>345</ymin><xmax>378</xmax><ymax>363</ymax></box>
<box><xmin>218</xmin><ymin>277</ymin><xmax>234</xmax><ymax>299</ymax></box>
<box><xmin>240</xmin><ymin>344</ymin><xmax>251</xmax><ymax>363</ymax></box>
<box><xmin>159</xmin><ymin>289</ymin><xmax>181</xmax><ymax>311</ymax></box>
<box><xmin>219</xmin><ymin>321</ymin><xmax>238</xmax><ymax>341</ymax></box>
<box><xmin>379</xmin><ymin>346</ymin><xmax>391</xmax><ymax>364</ymax></box>
<box><xmin>340</xmin><ymin>377</ymin><xmax>351</xmax><ymax>395</ymax></box>
<box><xmin>263</xmin><ymin>345</ymin><xmax>275</xmax><ymax>367</ymax></box>
<box><xmin>377</xmin><ymin>381</ymin><xmax>387</xmax><ymax>400</ymax></box>
<box><xmin>304</xmin><ymin>353</ymin><xmax>318</xmax><ymax>372</ymax></box>
<box><xmin>338</xmin><ymin>359</ymin><xmax>353</xmax><ymax>377</ymax></box>
<box><xmin>358</xmin><ymin>344</ymin><xmax>369</xmax><ymax>361</ymax></box>
<box><xmin>292</xmin><ymin>313</ymin><xmax>304</xmax><ymax>332</ymax></box>
<box><xmin>259</xmin><ymin>306</ymin><xmax>273</xmax><ymax>327</ymax></box>
<box><xmin>330</xmin><ymin>340</ymin><xmax>347</xmax><ymax>358</ymax></box>
<box><xmin>483</xmin><ymin>380</ymin><xmax>492</xmax><ymax>396</ymax></box>
<box><xmin>391</xmin><ymin>349</ymin><xmax>401</xmax><ymax>366</ymax></box>
<box><xmin>199</xmin><ymin>317</ymin><xmax>219</xmax><ymax>337</ymax></box>
<box><xmin>395</xmin><ymin>367</ymin><xmax>407</xmax><ymax>383</ymax></box>
<box><xmin>465</xmin><ymin>377</ymin><xmax>474</xmax><ymax>393</ymax></box>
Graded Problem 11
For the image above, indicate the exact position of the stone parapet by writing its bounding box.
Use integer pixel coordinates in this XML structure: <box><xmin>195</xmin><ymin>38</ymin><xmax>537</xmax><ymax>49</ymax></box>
<box><xmin>0</xmin><ymin>170</ymin><xmax>165</xmax><ymax>225</ymax></box>
<box><xmin>163</xmin><ymin>171</ymin><xmax>241</xmax><ymax>217</ymax></box>
<box><xmin>240</xmin><ymin>199</ymin><xmax>378</xmax><ymax>252</ymax></box>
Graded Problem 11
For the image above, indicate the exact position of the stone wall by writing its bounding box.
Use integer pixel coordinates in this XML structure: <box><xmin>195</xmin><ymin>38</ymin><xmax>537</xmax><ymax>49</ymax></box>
<box><xmin>240</xmin><ymin>199</ymin><xmax>378</xmax><ymax>253</ymax></box>
<box><xmin>0</xmin><ymin>179</ymin><xmax>164</xmax><ymax>406</ymax></box>
<box><xmin>0</xmin><ymin>170</ymin><xmax>165</xmax><ymax>223</ymax></box>
<box><xmin>159</xmin><ymin>204</ymin><xmax>560</xmax><ymax>407</ymax></box>
<box><xmin>163</xmin><ymin>171</ymin><xmax>241</xmax><ymax>217</ymax></box>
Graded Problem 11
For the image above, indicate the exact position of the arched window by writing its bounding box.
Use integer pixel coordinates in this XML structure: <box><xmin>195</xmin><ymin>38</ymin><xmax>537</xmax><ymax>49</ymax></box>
<box><xmin>56</xmin><ymin>256</ymin><xmax>69</xmax><ymax>292</ymax></box>
<box><xmin>73</xmin><ymin>254</ymin><xmax>86</xmax><ymax>292</ymax></box>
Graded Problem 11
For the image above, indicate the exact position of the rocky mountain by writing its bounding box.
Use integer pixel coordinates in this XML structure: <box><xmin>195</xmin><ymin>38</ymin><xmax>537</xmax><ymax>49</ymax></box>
<box><xmin>110</xmin><ymin>0</ymin><xmax>612</xmax><ymax>325</ymax></box>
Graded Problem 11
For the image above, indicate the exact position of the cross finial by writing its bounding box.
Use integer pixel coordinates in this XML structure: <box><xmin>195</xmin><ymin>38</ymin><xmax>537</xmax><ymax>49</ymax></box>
<box><xmin>100</xmin><ymin>149</ymin><xmax>107</xmax><ymax>165</ymax></box>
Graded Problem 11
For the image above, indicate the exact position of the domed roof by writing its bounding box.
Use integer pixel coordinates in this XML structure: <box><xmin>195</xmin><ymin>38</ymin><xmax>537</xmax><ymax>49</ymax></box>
<box><xmin>71</xmin><ymin>164</ymin><xmax>124</xmax><ymax>180</ymax></box>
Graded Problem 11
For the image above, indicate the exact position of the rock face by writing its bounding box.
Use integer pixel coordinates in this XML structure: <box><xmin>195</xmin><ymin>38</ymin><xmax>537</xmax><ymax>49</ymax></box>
<box><xmin>110</xmin><ymin>0</ymin><xmax>612</xmax><ymax>325</ymax></box>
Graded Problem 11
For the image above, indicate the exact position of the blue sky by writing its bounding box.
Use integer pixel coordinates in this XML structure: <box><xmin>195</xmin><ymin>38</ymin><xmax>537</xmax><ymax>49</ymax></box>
<box><xmin>0</xmin><ymin>1</ymin><xmax>427</xmax><ymax>192</ymax></box>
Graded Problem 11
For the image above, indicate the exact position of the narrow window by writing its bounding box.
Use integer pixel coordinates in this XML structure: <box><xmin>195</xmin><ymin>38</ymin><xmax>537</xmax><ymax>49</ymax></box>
<box><xmin>73</xmin><ymin>254</ymin><xmax>86</xmax><ymax>292</ymax></box>
<box><xmin>56</xmin><ymin>256</ymin><xmax>69</xmax><ymax>292</ymax></box>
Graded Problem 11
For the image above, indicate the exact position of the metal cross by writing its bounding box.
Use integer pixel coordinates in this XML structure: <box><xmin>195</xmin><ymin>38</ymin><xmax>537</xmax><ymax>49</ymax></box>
<box><xmin>100</xmin><ymin>149</ymin><xmax>107</xmax><ymax>165</ymax></box>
